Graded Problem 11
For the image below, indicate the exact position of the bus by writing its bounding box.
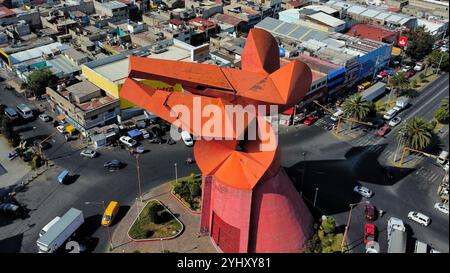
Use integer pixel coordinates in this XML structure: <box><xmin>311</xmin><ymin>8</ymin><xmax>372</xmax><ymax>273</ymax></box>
<box><xmin>16</xmin><ymin>104</ymin><xmax>33</xmax><ymax>119</ymax></box>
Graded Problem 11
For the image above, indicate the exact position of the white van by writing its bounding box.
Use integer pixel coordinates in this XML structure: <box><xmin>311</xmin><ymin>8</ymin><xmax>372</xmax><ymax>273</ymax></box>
<box><xmin>383</xmin><ymin>109</ymin><xmax>398</xmax><ymax>120</ymax></box>
<box><xmin>330</xmin><ymin>109</ymin><xmax>344</xmax><ymax>122</ymax></box>
<box><xmin>16</xmin><ymin>104</ymin><xmax>33</xmax><ymax>119</ymax></box>
<box><xmin>181</xmin><ymin>131</ymin><xmax>194</xmax><ymax>147</ymax></box>
<box><xmin>39</xmin><ymin>216</ymin><xmax>61</xmax><ymax>237</ymax></box>
<box><xmin>437</xmin><ymin>150</ymin><xmax>448</xmax><ymax>165</ymax></box>
<box><xmin>414</xmin><ymin>240</ymin><xmax>428</xmax><ymax>253</ymax></box>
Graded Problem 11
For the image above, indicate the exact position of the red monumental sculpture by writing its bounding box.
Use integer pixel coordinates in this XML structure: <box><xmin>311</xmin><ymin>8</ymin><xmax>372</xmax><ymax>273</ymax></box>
<box><xmin>120</xmin><ymin>28</ymin><xmax>314</xmax><ymax>252</ymax></box>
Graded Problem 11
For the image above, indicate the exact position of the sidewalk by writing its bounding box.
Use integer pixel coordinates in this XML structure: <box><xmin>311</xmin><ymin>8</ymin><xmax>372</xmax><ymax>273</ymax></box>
<box><xmin>0</xmin><ymin>136</ymin><xmax>30</xmax><ymax>192</ymax></box>
<box><xmin>110</xmin><ymin>182</ymin><xmax>217</xmax><ymax>253</ymax></box>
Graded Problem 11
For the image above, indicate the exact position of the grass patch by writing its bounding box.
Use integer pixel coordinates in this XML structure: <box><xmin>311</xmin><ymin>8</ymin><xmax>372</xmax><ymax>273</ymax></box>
<box><xmin>128</xmin><ymin>200</ymin><xmax>183</xmax><ymax>240</ymax></box>
<box><xmin>413</xmin><ymin>71</ymin><xmax>439</xmax><ymax>91</ymax></box>
<box><xmin>171</xmin><ymin>173</ymin><xmax>202</xmax><ymax>211</ymax></box>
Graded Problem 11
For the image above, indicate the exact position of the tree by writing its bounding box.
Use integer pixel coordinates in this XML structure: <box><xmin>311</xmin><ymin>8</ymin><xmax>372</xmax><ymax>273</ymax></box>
<box><xmin>397</xmin><ymin>117</ymin><xmax>433</xmax><ymax>151</ymax></box>
<box><xmin>342</xmin><ymin>94</ymin><xmax>372</xmax><ymax>122</ymax></box>
<box><xmin>320</xmin><ymin>216</ymin><xmax>336</xmax><ymax>234</ymax></box>
<box><xmin>23</xmin><ymin>68</ymin><xmax>56</xmax><ymax>98</ymax></box>
<box><xmin>426</xmin><ymin>50</ymin><xmax>449</xmax><ymax>72</ymax></box>
<box><xmin>405</xmin><ymin>26</ymin><xmax>435</xmax><ymax>61</ymax></box>
<box><xmin>388</xmin><ymin>72</ymin><xmax>410</xmax><ymax>95</ymax></box>
<box><xmin>435</xmin><ymin>98</ymin><xmax>449</xmax><ymax>123</ymax></box>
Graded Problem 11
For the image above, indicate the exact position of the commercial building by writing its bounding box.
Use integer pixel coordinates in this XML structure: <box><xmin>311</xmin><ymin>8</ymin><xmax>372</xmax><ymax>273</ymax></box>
<box><xmin>346</xmin><ymin>24</ymin><xmax>399</xmax><ymax>44</ymax></box>
<box><xmin>402</xmin><ymin>0</ymin><xmax>449</xmax><ymax>20</ymax></box>
<box><xmin>256</xmin><ymin>17</ymin><xmax>392</xmax><ymax>89</ymax></box>
<box><xmin>93</xmin><ymin>0</ymin><xmax>129</xmax><ymax>22</ymax></box>
<box><xmin>46</xmin><ymin>80</ymin><xmax>120</xmax><ymax>134</ymax></box>
<box><xmin>279</xmin><ymin>7</ymin><xmax>346</xmax><ymax>32</ymax></box>
<box><xmin>325</xmin><ymin>0</ymin><xmax>418</xmax><ymax>29</ymax></box>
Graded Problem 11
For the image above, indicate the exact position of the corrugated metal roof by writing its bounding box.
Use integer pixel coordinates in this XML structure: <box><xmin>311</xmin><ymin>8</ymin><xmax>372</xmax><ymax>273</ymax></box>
<box><xmin>386</xmin><ymin>14</ymin><xmax>402</xmax><ymax>23</ymax></box>
<box><xmin>289</xmin><ymin>25</ymin><xmax>310</xmax><ymax>40</ymax></box>
<box><xmin>374</xmin><ymin>12</ymin><xmax>390</xmax><ymax>20</ymax></box>
<box><xmin>47</xmin><ymin>55</ymin><xmax>79</xmax><ymax>75</ymax></box>
<box><xmin>348</xmin><ymin>5</ymin><xmax>366</xmax><ymax>15</ymax></box>
<box><xmin>256</xmin><ymin>17</ymin><xmax>283</xmax><ymax>31</ymax></box>
<box><xmin>10</xmin><ymin>42</ymin><xmax>70</xmax><ymax>65</ymax></box>
<box><xmin>275</xmin><ymin>21</ymin><xmax>297</xmax><ymax>35</ymax></box>
<box><xmin>360</xmin><ymin>9</ymin><xmax>379</xmax><ymax>18</ymax></box>
<box><xmin>308</xmin><ymin>12</ymin><xmax>345</xmax><ymax>28</ymax></box>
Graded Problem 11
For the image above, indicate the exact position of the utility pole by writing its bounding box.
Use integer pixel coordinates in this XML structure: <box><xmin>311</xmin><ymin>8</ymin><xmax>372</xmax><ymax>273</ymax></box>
<box><xmin>174</xmin><ymin>163</ymin><xmax>178</xmax><ymax>184</ymax></box>
<box><xmin>436</xmin><ymin>52</ymin><xmax>445</xmax><ymax>75</ymax></box>
<box><xmin>300</xmin><ymin>152</ymin><xmax>306</xmax><ymax>196</ymax></box>
<box><xmin>341</xmin><ymin>201</ymin><xmax>369</xmax><ymax>252</ymax></box>
<box><xmin>313</xmin><ymin>187</ymin><xmax>319</xmax><ymax>207</ymax></box>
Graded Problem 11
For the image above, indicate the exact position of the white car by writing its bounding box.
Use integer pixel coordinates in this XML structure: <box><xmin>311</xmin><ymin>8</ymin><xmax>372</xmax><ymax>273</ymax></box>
<box><xmin>413</xmin><ymin>63</ymin><xmax>424</xmax><ymax>71</ymax></box>
<box><xmin>39</xmin><ymin>114</ymin><xmax>51</xmax><ymax>122</ymax></box>
<box><xmin>353</xmin><ymin>186</ymin><xmax>373</xmax><ymax>198</ymax></box>
<box><xmin>80</xmin><ymin>149</ymin><xmax>98</xmax><ymax>158</ymax></box>
<box><xmin>407</xmin><ymin>211</ymin><xmax>431</xmax><ymax>226</ymax></box>
<box><xmin>56</xmin><ymin>125</ymin><xmax>66</xmax><ymax>134</ymax></box>
<box><xmin>181</xmin><ymin>131</ymin><xmax>194</xmax><ymax>147</ymax></box>
<box><xmin>434</xmin><ymin>203</ymin><xmax>449</xmax><ymax>215</ymax></box>
<box><xmin>119</xmin><ymin>136</ymin><xmax>137</xmax><ymax>147</ymax></box>
<box><xmin>140</xmin><ymin>129</ymin><xmax>150</xmax><ymax>139</ymax></box>
<box><xmin>388</xmin><ymin>116</ymin><xmax>402</xmax><ymax>127</ymax></box>
<box><xmin>383</xmin><ymin>109</ymin><xmax>398</xmax><ymax>120</ymax></box>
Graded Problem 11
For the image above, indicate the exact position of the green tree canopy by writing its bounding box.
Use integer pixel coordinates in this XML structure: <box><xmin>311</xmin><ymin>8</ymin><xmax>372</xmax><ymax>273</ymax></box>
<box><xmin>24</xmin><ymin>68</ymin><xmax>56</xmax><ymax>97</ymax></box>
<box><xmin>397</xmin><ymin>117</ymin><xmax>433</xmax><ymax>151</ymax></box>
<box><xmin>405</xmin><ymin>26</ymin><xmax>435</xmax><ymax>61</ymax></box>
<box><xmin>342</xmin><ymin>94</ymin><xmax>372</xmax><ymax>121</ymax></box>
<box><xmin>426</xmin><ymin>51</ymin><xmax>449</xmax><ymax>72</ymax></box>
<box><xmin>435</xmin><ymin>97</ymin><xmax>449</xmax><ymax>123</ymax></box>
<box><xmin>388</xmin><ymin>72</ymin><xmax>410</xmax><ymax>95</ymax></box>
<box><xmin>320</xmin><ymin>216</ymin><xmax>336</xmax><ymax>234</ymax></box>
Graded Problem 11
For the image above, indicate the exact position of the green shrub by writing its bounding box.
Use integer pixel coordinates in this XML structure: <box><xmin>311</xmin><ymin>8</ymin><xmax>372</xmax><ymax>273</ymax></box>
<box><xmin>30</xmin><ymin>154</ymin><xmax>42</xmax><ymax>169</ymax></box>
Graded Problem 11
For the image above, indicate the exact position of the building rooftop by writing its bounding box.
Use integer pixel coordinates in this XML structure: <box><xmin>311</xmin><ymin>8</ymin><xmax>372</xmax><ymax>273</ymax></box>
<box><xmin>346</xmin><ymin>24</ymin><xmax>397</xmax><ymax>42</ymax></box>
<box><xmin>66</xmin><ymin>80</ymin><xmax>101</xmax><ymax>98</ymax></box>
<box><xmin>47</xmin><ymin>55</ymin><xmax>80</xmax><ymax>75</ymax></box>
<box><xmin>99</xmin><ymin>0</ymin><xmax>127</xmax><ymax>10</ymax></box>
<box><xmin>9</xmin><ymin>42</ymin><xmax>71</xmax><ymax>65</ymax></box>
<box><xmin>307</xmin><ymin>12</ymin><xmax>345</xmax><ymax>28</ymax></box>
<box><xmin>211</xmin><ymin>13</ymin><xmax>244</xmax><ymax>26</ymax></box>
<box><xmin>0</xmin><ymin>6</ymin><xmax>16</xmax><ymax>18</ymax></box>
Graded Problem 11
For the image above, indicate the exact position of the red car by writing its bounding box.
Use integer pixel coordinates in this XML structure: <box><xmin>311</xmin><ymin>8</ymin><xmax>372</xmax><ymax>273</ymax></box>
<box><xmin>377</xmin><ymin>125</ymin><xmax>391</xmax><ymax>136</ymax></box>
<box><xmin>303</xmin><ymin>115</ymin><xmax>317</xmax><ymax>125</ymax></box>
<box><xmin>364</xmin><ymin>205</ymin><xmax>377</xmax><ymax>221</ymax></box>
<box><xmin>364</xmin><ymin>223</ymin><xmax>376</xmax><ymax>244</ymax></box>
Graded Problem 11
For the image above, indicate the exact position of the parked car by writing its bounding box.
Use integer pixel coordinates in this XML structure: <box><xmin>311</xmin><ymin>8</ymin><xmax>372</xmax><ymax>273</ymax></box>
<box><xmin>151</xmin><ymin>126</ymin><xmax>165</xmax><ymax>137</ymax></box>
<box><xmin>80</xmin><ymin>149</ymin><xmax>98</xmax><ymax>158</ymax></box>
<box><xmin>39</xmin><ymin>114</ymin><xmax>51</xmax><ymax>122</ymax></box>
<box><xmin>148</xmin><ymin>137</ymin><xmax>165</xmax><ymax>144</ymax></box>
<box><xmin>383</xmin><ymin>109</ymin><xmax>398</xmax><ymax>120</ymax></box>
<box><xmin>377</xmin><ymin>125</ymin><xmax>391</xmax><ymax>137</ymax></box>
<box><xmin>181</xmin><ymin>131</ymin><xmax>194</xmax><ymax>147</ymax></box>
<box><xmin>407</xmin><ymin>211</ymin><xmax>431</xmax><ymax>226</ymax></box>
<box><xmin>140</xmin><ymin>129</ymin><xmax>150</xmax><ymax>139</ymax></box>
<box><xmin>364</xmin><ymin>205</ymin><xmax>377</xmax><ymax>221</ymax></box>
<box><xmin>414</xmin><ymin>62</ymin><xmax>424</xmax><ymax>71</ymax></box>
<box><xmin>56</xmin><ymin>125</ymin><xmax>66</xmax><ymax>134</ymax></box>
<box><xmin>353</xmin><ymin>186</ymin><xmax>373</xmax><ymax>198</ymax></box>
<box><xmin>119</xmin><ymin>136</ymin><xmax>137</xmax><ymax>147</ymax></box>
<box><xmin>434</xmin><ymin>203</ymin><xmax>449</xmax><ymax>215</ymax></box>
<box><xmin>303</xmin><ymin>115</ymin><xmax>318</xmax><ymax>125</ymax></box>
<box><xmin>4</xmin><ymin>107</ymin><xmax>18</xmax><ymax>120</ymax></box>
<box><xmin>364</xmin><ymin>223</ymin><xmax>376</xmax><ymax>244</ymax></box>
<box><xmin>388</xmin><ymin>117</ymin><xmax>402</xmax><ymax>127</ymax></box>
<box><xmin>7</xmin><ymin>150</ymin><xmax>19</xmax><ymax>160</ymax></box>
<box><xmin>104</xmin><ymin>160</ymin><xmax>122</xmax><ymax>171</ymax></box>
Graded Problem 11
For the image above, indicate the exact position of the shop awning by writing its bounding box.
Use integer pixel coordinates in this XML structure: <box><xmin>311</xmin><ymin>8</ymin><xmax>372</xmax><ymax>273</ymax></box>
<box><xmin>391</xmin><ymin>47</ymin><xmax>402</xmax><ymax>56</ymax></box>
<box><xmin>66</xmin><ymin>124</ymin><xmax>75</xmax><ymax>134</ymax></box>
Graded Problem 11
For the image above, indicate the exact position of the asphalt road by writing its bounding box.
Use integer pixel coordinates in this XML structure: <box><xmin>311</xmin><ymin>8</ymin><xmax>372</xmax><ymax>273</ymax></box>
<box><xmin>0</xmin><ymin>73</ymin><xmax>448</xmax><ymax>253</ymax></box>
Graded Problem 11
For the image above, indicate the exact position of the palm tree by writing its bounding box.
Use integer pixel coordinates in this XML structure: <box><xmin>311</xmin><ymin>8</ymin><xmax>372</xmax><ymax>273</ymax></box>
<box><xmin>397</xmin><ymin>117</ymin><xmax>433</xmax><ymax>151</ymax></box>
<box><xmin>388</xmin><ymin>72</ymin><xmax>410</xmax><ymax>96</ymax></box>
<box><xmin>342</xmin><ymin>94</ymin><xmax>372</xmax><ymax>122</ymax></box>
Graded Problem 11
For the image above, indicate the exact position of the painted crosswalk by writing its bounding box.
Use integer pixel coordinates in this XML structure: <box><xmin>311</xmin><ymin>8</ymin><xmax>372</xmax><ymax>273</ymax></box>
<box><xmin>414</xmin><ymin>166</ymin><xmax>444</xmax><ymax>183</ymax></box>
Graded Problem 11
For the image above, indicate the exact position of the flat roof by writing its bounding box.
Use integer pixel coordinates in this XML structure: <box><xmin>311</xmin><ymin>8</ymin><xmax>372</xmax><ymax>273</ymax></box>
<box><xmin>47</xmin><ymin>55</ymin><xmax>80</xmax><ymax>75</ymax></box>
<box><xmin>10</xmin><ymin>42</ymin><xmax>70</xmax><ymax>65</ymax></box>
<box><xmin>307</xmin><ymin>12</ymin><xmax>345</xmax><ymax>28</ymax></box>
<box><xmin>87</xmin><ymin>44</ymin><xmax>192</xmax><ymax>84</ymax></box>
<box><xmin>66</xmin><ymin>80</ymin><xmax>100</xmax><ymax>96</ymax></box>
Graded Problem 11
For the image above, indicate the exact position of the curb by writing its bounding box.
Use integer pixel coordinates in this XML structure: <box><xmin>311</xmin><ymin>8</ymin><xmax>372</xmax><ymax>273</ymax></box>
<box><xmin>127</xmin><ymin>199</ymin><xmax>184</xmax><ymax>243</ymax></box>
<box><xmin>170</xmin><ymin>190</ymin><xmax>201</xmax><ymax>215</ymax></box>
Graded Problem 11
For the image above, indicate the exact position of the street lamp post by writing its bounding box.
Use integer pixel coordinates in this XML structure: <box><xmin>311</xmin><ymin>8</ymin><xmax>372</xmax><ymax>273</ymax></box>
<box><xmin>136</xmin><ymin>155</ymin><xmax>142</xmax><ymax>202</ymax></box>
<box><xmin>174</xmin><ymin>163</ymin><xmax>178</xmax><ymax>184</ymax></box>
<box><xmin>313</xmin><ymin>187</ymin><xmax>319</xmax><ymax>207</ymax></box>
<box><xmin>341</xmin><ymin>201</ymin><xmax>370</xmax><ymax>253</ymax></box>
<box><xmin>300</xmin><ymin>152</ymin><xmax>306</xmax><ymax>196</ymax></box>
<box><xmin>85</xmin><ymin>201</ymin><xmax>114</xmax><ymax>250</ymax></box>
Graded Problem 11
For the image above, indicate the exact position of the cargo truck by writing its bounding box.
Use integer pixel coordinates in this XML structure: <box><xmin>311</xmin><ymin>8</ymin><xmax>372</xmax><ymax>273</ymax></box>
<box><xmin>37</xmin><ymin>208</ymin><xmax>84</xmax><ymax>253</ymax></box>
<box><xmin>387</xmin><ymin>217</ymin><xmax>407</xmax><ymax>253</ymax></box>
<box><xmin>393</xmin><ymin>96</ymin><xmax>410</xmax><ymax>112</ymax></box>
<box><xmin>361</xmin><ymin>82</ymin><xmax>386</xmax><ymax>102</ymax></box>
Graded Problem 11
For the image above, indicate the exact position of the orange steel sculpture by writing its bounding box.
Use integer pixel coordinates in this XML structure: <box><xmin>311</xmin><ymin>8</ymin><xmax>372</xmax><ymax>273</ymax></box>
<box><xmin>120</xmin><ymin>29</ymin><xmax>314</xmax><ymax>252</ymax></box>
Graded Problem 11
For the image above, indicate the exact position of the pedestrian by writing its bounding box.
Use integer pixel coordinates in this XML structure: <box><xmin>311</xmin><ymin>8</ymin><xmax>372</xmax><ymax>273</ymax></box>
<box><xmin>379</xmin><ymin>209</ymin><xmax>384</xmax><ymax>217</ymax></box>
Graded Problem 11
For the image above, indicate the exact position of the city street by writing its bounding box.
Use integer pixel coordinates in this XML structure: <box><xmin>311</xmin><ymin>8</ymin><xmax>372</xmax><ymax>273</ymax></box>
<box><xmin>0</xmin><ymin>73</ymin><xmax>448</xmax><ymax>253</ymax></box>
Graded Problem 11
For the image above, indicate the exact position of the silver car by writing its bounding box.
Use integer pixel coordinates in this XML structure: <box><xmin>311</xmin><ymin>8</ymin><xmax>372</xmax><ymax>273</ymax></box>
<box><xmin>353</xmin><ymin>186</ymin><xmax>373</xmax><ymax>198</ymax></box>
<box><xmin>80</xmin><ymin>149</ymin><xmax>98</xmax><ymax>158</ymax></box>
<box><xmin>434</xmin><ymin>203</ymin><xmax>449</xmax><ymax>215</ymax></box>
<box><xmin>39</xmin><ymin>114</ymin><xmax>51</xmax><ymax>122</ymax></box>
